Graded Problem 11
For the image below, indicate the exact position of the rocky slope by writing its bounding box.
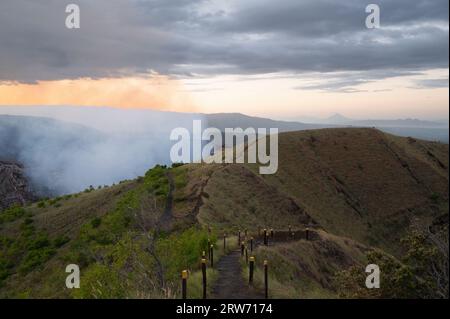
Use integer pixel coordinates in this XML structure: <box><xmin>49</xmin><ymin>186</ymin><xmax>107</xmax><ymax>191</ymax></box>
<box><xmin>0</xmin><ymin>161</ymin><xmax>35</xmax><ymax>211</ymax></box>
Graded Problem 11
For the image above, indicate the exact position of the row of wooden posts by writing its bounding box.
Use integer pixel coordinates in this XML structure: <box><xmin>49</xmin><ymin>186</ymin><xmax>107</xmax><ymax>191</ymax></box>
<box><xmin>181</xmin><ymin>226</ymin><xmax>310</xmax><ymax>299</ymax></box>
<box><xmin>180</xmin><ymin>229</ymin><xmax>269</xmax><ymax>299</ymax></box>
<box><xmin>181</xmin><ymin>255</ymin><xmax>268</xmax><ymax>299</ymax></box>
<box><xmin>181</xmin><ymin>242</ymin><xmax>215</xmax><ymax>299</ymax></box>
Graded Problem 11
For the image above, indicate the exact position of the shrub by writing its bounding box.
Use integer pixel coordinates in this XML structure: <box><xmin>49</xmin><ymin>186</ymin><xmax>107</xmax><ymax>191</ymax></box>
<box><xmin>73</xmin><ymin>263</ymin><xmax>125</xmax><ymax>299</ymax></box>
<box><xmin>18</xmin><ymin>247</ymin><xmax>55</xmax><ymax>274</ymax></box>
<box><xmin>53</xmin><ymin>236</ymin><xmax>70</xmax><ymax>248</ymax></box>
<box><xmin>0</xmin><ymin>205</ymin><xmax>27</xmax><ymax>224</ymax></box>
<box><xmin>156</xmin><ymin>228</ymin><xmax>214</xmax><ymax>282</ymax></box>
<box><xmin>37</xmin><ymin>201</ymin><xmax>46</xmax><ymax>208</ymax></box>
<box><xmin>334</xmin><ymin>231</ymin><xmax>449</xmax><ymax>299</ymax></box>
<box><xmin>90</xmin><ymin>217</ymin><xmax>102</xmax><ymax>229</ymax></box>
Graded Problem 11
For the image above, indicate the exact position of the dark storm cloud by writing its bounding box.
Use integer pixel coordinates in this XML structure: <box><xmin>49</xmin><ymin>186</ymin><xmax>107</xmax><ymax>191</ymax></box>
<box><xmin>0</xmin><ymin>0</ymin><xmax>448</xmax><ymax>82</ymax></box>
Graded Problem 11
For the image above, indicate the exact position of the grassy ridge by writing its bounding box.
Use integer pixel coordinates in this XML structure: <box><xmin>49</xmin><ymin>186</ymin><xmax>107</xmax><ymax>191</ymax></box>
<box><xmin>0</xmin><ymin>128</ymin><xmax>448</xmax><ymax>298</ymax></box>
<box><xmin>0</xmin><ymin>165</ymin><xmax>220</xmax><ymax>298</ymax></box>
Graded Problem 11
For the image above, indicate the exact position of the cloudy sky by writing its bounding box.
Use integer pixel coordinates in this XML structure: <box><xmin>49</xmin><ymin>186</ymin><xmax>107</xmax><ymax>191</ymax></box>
<box><xmin>0</xmin><ymin>0</ymin><xmax>448</xmax><ymax>120</ymax></box>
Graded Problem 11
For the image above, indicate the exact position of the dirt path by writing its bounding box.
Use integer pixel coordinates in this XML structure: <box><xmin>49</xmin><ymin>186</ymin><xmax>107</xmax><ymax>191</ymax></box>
<box><xmin>157</xmin><ymin>171</ymin><xmax>175</xmax><ymax>231</ymax></box>
<box><xmin>211</xmin><ymin>250</ymin><xmax>263</xmax><ymax>299</ymax></box>
<box><xmin>210</xmin><ymin>229</ymin><xmax>317</xmax><ymax>299</ymax></box>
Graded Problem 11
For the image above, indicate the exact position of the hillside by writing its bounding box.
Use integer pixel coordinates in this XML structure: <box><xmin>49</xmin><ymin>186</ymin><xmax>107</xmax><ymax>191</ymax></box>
<box><xmin>0</xmin><ymin>128</ymin><xmax>448</xmax><ymax>298</ymax></box>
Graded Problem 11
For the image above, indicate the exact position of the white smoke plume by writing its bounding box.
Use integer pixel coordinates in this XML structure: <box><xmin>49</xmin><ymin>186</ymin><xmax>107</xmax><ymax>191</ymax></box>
<box><xmin>0</xmin><ymin>106</ymin><xmax>206</xmax><ymax>196</ymax></box>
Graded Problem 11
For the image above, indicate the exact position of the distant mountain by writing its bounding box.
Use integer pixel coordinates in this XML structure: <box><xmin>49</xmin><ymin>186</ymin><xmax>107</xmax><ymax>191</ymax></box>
<box><xmin>325</xmin><ymin>113</ymin><xmax>353</xmax><ymax>124</ymax></box>
<box><xmin>204</xmin><ymin>113</ymin><xmax>331</xmax><ymax>132</ymax></box>
<box><xmin>324</xmin><ymin>113</ymin><xmax>448</xmax><ymax>128</ymax></box>
<box><xmin>304</xmin><ymin>113</ymin><xmax>450</xmax><ymax>142</ymax></box>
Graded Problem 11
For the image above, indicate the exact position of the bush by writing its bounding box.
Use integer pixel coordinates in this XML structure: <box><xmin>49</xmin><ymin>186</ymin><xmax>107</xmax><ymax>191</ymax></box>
<box><xmin>334</xmin><ymin>231</ymin><xmax>449</xmax><ymax>299</ymax></box>
<box><xmin>73</xmin><ymin>263</ymin><xmax>125</xmax><ymax>298</ymax></box>
<box><xmin>53</xmin><ymin>236</ymin><xmax>70</xmax><ymax>248</ymax></box>
<box><xmin>90</xmin><ymin>217</ymin><xmax>102</xmax><ymax>229</ymax></box>
<box><xmin>156</xmin><ymin>228</ymin><xmax>214</xmax><ymax>282</ymax></box>
<box><xmin>37</xmin><ymin>201</ymin><xmax>46</xmax><ymax>208</ymax></box>
<box><xmin>18</xmin><ymin>247</ymin><xmax>55</xmax><ymax>274</ymax></box>
<box><xmin>0</xmin><ymin>205</ymin><xmax>27</xmax><ymax>224</ymax></box>
<box><xmin>26</xmin><ymin>234</ymin><xmax>51</xmax><ymax>250</ymax></box>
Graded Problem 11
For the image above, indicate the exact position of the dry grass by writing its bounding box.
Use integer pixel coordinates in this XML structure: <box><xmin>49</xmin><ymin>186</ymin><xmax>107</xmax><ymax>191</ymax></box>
<box><xmin>242</xmin><ymin>230</ymin><xmax>369</xmax><ymax>299</ymax></box>
<box><xmin>0</xmin><ymin>127</ymin><xmax>447</xmax><ymax>299</ymax></box>
<box><xmin>185</xmin><ymin>128</ymin><xmax>449</xmax><ymax>256</ymax></box>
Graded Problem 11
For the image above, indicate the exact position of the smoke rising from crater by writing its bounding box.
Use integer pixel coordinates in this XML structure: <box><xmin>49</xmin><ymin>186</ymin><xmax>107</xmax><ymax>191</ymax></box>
<box><xmin>0</xmin><ymin>107</ymin><xmax>206</xmax><ymax>196</ymax></box>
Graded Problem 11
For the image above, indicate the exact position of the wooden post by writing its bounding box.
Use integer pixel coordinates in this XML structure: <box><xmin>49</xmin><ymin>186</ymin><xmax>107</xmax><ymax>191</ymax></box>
<box><xmin>249</xmin><ymin>257</ymin><xmax>255</xmax><ymax>285</ymax></box>
<box><xmin>210</xmin><ymin>245</ymin><xmax>214</xmax><ymax>268</ymax></box>
<box><xmin>245</xmin><ymin>247</ymin><xmax>248</xmax><ymax>264</ymax></box>
<box><xmin>201</xmin><ymin>259</ymin><xmax>207</xmax><ymax>299</ymax></box>
<box><xmin>250</xmin><ymin>237</ymin><xmax>254</xmax><ymax>252</ymax></box>
<box><xmin>241</xmin><ymin>241</ymin><xmax>245</xmax><ymax>257</ymax></box>
<box><xmin>264</xmin><ymin>260</ymin><xmax>268</xmax><ymax>299</ymax></box>
<box><xmin>207</xmin><ymin>239</ymin><xmax>211</xmax><ymax>260</ymax></box>
<box><xmin>223</xmin><ymin>233</ymin><xmax>227</xmax><ymax>251</ymax></box>
<box><xmin>305</xmin><ymin>228</ymin><xmax>310</xmax><ymax>241</ymax></box>
<box><xmin>238</xmin><ymin>230</ymin><xmax>241</xmax><ymax>245</ymax></box>
<box><xmin>181</xmin><ymin>270</ymin><xmax>188</xmax><ymax>299</ymax></box>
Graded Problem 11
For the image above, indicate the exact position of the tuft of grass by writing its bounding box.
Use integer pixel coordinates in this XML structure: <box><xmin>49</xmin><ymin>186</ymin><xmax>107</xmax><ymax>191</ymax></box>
<box><xmin>187</xmin><ymin>268</ymin><xmax>218</xmax><ymax>299</ymax></box>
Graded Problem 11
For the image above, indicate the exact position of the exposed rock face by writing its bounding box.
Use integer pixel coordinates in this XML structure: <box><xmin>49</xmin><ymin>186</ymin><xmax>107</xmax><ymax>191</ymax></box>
<box><xmin>0</xmin><ymin>161</ymin><xmax>35</xmax><ymax>211</ymax></box>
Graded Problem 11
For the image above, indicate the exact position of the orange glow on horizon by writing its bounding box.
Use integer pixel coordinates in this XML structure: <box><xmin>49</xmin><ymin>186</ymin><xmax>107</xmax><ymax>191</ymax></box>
<box><xmin>0</xmin><ymin>76</ymin><xmax>196</xmax><ymax>112</ymax></box>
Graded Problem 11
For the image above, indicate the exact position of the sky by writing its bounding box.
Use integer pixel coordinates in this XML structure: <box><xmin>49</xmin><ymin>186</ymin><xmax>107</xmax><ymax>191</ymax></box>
<box><xmin>0</xmin><ymin>0</ymin><xmax>448</xmax><ymax>121</ymax></box>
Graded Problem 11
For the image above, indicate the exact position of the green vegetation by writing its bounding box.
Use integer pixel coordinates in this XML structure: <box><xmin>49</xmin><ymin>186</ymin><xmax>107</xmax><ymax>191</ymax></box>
<box><xmin>334</xmin><ymin>231</ymin><xmax>449</xmax><ymax>299</ymax></box>
<box><xmin>55</xmin><ymin>165</ymin><xmax>213</xmax><ymax>298</ymax></box>
<box><xmin>156</xmin><ymin>227</ymin><xmax>214</xmax><ymax>283</ymax></box>
<box><xmin>187</xmin><ymin>268</ymin><xmax>218</xmax><ymax>299</ymax></box>
<box><xmin>0</xmin><ymin>216</ymin><xmax>64</xmax><ymax>286</ymax></box>
<box><xmin>144</xmin><ymin>165</ymin><xmax>170</xmax><ymax>197</ymax></box>
<box><xmin>0</xmin><ymin>205</ymin><xmax>29</xmax><ymax>224</ymax></box>
<box><xmin>37</xmin><ymin>201</ymin><xmax>46</xmax><ymax>208</ymax></box>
